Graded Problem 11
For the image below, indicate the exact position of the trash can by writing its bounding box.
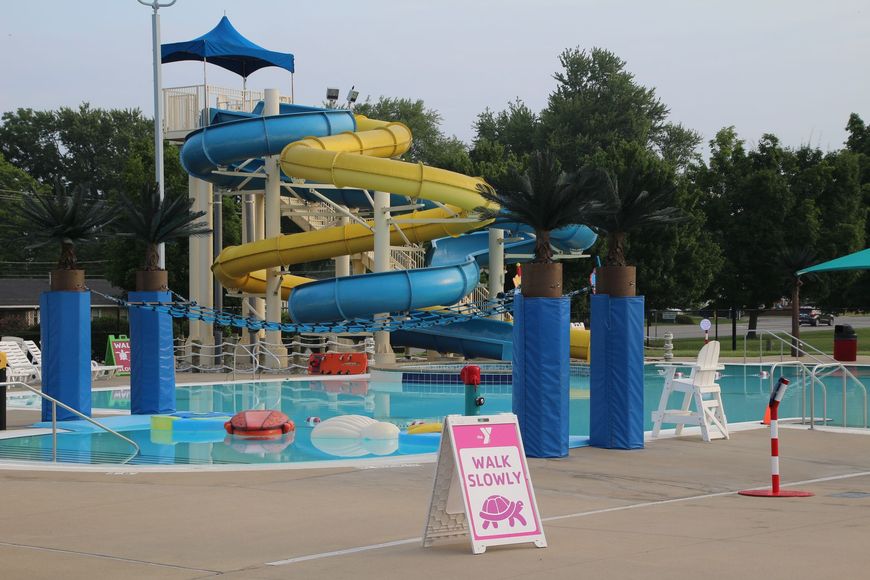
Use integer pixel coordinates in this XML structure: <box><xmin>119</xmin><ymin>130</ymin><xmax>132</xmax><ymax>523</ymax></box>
<box><xmin>833</xmin><ymin>324</ymin><xmax>858</xmax><ymax>362</ymax></box>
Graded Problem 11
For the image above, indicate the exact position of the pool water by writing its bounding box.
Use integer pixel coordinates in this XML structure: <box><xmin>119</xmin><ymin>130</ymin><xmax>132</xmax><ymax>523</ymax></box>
<box><xmin>1</xmin><ymin>364</ymin><xmax>867</xmax><ymax>466</ymax></box>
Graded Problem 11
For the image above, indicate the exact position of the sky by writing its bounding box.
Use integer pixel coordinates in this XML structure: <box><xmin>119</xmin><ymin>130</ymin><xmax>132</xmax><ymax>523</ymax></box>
<box><xmin>1</xmin><ymin>0</ymin><xmax>868</xmax><ymax>154</ymax></box>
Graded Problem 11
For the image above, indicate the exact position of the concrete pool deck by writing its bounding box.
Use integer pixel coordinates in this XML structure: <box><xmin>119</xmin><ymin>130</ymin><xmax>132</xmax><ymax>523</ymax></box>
<box><xmin>1</xmin><ymin>426</ymin><xmax>870</xmax><ymax>579</ymax></box>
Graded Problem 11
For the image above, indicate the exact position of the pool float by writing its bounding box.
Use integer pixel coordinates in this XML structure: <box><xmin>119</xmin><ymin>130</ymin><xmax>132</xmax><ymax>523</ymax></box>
<box><xmin>310</xmin><ymin>415</ymin><xmax>400</xmax><ymax>457</ymax></box>
<box><xmin>151</xmin><ymin>412</ymin><xmax>231</xmax><ymax>433</ymax></box>
<box><xmin>406</xmin><ymin>422</ymin><xmax>442</xmax><ymax>435</ymax></box>
<box><xmin>224</xmin><ymin>410</ymin><xmax>295</xmax><ymax>439</ymax></box>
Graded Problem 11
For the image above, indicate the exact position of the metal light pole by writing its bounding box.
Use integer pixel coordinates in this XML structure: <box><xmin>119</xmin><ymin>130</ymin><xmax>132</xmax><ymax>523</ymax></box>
<box><xmin>138</xmin><ymin>0</ymin><xmax>176</xmax><ymax>269</ymax></box>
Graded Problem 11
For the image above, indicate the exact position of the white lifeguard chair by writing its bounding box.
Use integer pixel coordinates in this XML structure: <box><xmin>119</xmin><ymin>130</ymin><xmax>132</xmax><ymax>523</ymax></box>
<box><xmin>651</xmin><ymin>341</ymin><xmax>729</xmax><ymax>442</ymax></box>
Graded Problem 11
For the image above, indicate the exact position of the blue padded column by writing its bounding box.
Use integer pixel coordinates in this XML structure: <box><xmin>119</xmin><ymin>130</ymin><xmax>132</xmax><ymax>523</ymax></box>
<box><xmin>40</xmin><ymin>291</ymin><xmax>92</xmax><ymax>421</ymax></box>
<box><xmin>129</xmin><ymin>291</ymin><xmax>176</xmax><ymax>414</ymax></box>
<box><xmin>512</xmin><ymin>294</ymin><xmax>570</xmax><ymax>457</ymax></box>
<box><xmin>589</xmin><ymin>294</ymin><xmax>645</xmax><ymax>449</ymax></box>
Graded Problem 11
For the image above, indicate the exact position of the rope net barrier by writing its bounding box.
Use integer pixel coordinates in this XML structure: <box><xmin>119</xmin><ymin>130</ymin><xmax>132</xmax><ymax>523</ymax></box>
<box><xmin>87</xmin><ymin>287</ymin><xmax>591</xmax><ymax>335</ymax></box>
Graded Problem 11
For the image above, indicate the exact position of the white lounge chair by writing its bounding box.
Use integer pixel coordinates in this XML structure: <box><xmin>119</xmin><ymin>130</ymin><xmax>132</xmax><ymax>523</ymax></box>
<box><xmin>23</xmin><ymin>340</ymin><xmax>41</xmax><ymax>366</ymax></box>
<box><xmin>21</xmin><ymin>341</ymin><xmax>120</xmax><ymax>381</ymax></box>
<box><xmin>651</xmin><ymin>341</ymin><xmax>729</xmax><ymax>442</ymax></box>
<box><xmin>91</xmin><ymin>360</ymin><xmax>121</xmax><ymax>381</ymax></box>
<box><xmin>0</xmin><ymin>341</ymin><xmax>41</xmax><ymax>384</ymax></box>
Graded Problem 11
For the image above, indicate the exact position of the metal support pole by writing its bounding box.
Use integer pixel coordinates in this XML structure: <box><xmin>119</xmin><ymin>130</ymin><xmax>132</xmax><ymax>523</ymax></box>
<box><xmin>52</xmin><ymin>402</ymin><xmax>57</xmax><ymax>462</ymax></box>
<box><xmin>263</xmin><ymin>89</ymin><xmax>286</xmax><ymax>368</ymax></box>
<box><xmin>212</xmin><ymin>189</ymin><xmax>223</xmax><ymax>364</ymax></box>
<box><xmin>138</xmin><ymin>0</ymin><xmax>176</xmax><ymax>269</ymax></box>
<box><xmin>731</xmin><ymin>307</ymin><xmax>738</xmax><ymax>352</ymax></box>
<box><xmin>373</xmin><ymin>190</ymin><xmax>394</xmax><ymax>364</ymax></box>
<box><xmin>488</xmin><ymin>228</ymin><xmax>504</xmax><ymax>320</ymax></box>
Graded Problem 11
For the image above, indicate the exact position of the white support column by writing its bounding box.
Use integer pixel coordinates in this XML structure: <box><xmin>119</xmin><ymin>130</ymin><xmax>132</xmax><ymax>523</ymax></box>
<box><xmin>187</xmin><ymin>176</ymin><xmax>214</xmax><ymax>344</ymax></box>
<box><xmin>373</xmin><ymin>190</ymin><xmax>395</xmax><ymax>365</ymax></box>
<box><xmin>254</xmin><ymin>190</ymin><xmax>266</xmax><ymax>328</ymax></box>
<box><xmin>262</xmin><ymin>89</ymin><xmax>287</xmax><ymax>368</ymax></box>
<box><xmin>241</xmin><ymin>191</ymin><xmax>264</xmax><ymax>346</ymax></box>
<box><xmin>334</xmin><ymin>216</ymin><xmax>351</xmax><ymax>277</ymax></box>
<box><xmin>488</xmin><ymin>228</ymin><xmax>505</xmax><ymax>321</ymax></box>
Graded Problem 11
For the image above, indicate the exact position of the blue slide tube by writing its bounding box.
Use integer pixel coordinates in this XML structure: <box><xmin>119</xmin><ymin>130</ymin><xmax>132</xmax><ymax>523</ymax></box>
<box><xmin>180</xmin><ymin>109</ymin><xmax>356</xmax><ymax>187</ymax></box>
<box><xmin>427</xmin><ymin>224</ymin><xmax>598</xmax><ymax>268</ymax></box>
<box><xmin>288</xmin><ymin>259</ymin><xmax>480</xmax><ymax>322</ymax></box>
<box><xmin>392</xmin><ymin>318</ymin><xmax>513</xmax><ymax>360</ymax></box>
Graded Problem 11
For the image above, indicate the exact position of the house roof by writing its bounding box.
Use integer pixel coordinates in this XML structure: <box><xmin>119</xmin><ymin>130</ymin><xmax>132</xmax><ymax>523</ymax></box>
<box><xmin>0</xmin><ymin>278</ymin><xmax>124</xmax><ymax>308</ymax></box>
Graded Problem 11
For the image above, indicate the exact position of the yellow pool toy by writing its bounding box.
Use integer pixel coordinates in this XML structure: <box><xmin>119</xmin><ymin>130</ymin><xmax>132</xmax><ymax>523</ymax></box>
<box><xmin>406</xmin><ymin>422</ymin><xmax>443</xmax><ymax>435</ymax></box>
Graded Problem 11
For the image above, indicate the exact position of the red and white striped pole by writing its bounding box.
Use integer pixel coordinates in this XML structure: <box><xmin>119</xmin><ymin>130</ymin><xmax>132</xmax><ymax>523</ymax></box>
<box><xmin>740</xmin><ymin>377</ymin><xmax>813</xmax><ymax>498</ymax></box>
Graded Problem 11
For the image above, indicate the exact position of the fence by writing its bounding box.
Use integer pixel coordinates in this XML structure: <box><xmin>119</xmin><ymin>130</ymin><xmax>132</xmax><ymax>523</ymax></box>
<box><xmin>174</xmin><ymin>335</ymin><xmax>375</xmax><ymax>377</ymax></box>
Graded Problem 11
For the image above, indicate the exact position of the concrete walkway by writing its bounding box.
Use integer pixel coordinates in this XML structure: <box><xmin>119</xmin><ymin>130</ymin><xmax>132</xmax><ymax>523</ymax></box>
<box><xmin>2</xmin><ymin>426</ymin><xmax>870</xmax><ymax>579</ymax></box>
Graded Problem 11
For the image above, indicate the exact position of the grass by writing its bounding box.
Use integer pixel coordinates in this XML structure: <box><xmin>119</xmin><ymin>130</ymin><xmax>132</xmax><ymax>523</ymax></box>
<box><xmin>653</xmin><ymin>327</ymin><xmax>870</xmax><ymax>358</ymax></box>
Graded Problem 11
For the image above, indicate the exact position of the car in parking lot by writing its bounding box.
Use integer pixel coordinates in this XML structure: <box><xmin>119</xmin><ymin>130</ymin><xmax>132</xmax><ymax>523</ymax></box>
<box><xmin>799</xmin><ymin>306</ymin><xmax>834</xmax><ymax>326</ymax></box>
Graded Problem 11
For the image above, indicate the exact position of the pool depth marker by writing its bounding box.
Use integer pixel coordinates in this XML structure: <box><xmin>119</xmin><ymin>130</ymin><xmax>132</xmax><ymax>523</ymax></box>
<box><xmin>422</xmin><ymin>414</ymin><xmax>547</xmax><ymax>554</ymax></box>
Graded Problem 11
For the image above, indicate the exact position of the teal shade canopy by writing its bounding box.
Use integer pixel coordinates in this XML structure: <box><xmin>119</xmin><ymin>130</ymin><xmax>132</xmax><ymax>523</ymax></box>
<box><xmin>797</xmin><ymin>248</ymin><xmax>870</xmax><ymax>275</ymax></box>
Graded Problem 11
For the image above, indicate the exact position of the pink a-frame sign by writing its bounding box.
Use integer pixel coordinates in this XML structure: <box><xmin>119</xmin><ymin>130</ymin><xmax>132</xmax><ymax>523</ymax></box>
<box><xmin>422</xmin><ymin>414</ymin><xmax>547</xmax><ymax>555</ymax></box>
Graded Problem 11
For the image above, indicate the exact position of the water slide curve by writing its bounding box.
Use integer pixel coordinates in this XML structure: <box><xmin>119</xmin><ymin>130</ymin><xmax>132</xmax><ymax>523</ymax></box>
<box><xmin>180</xmin><ymin>104</ymin><xmax>595</xmax><ymax>359</ymax></box>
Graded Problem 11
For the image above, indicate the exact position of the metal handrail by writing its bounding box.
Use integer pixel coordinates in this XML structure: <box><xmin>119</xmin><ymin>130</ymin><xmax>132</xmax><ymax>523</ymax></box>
<box><xmin>743</xmin><ymin>329</ymin><xmax>832</xmax><ymax>366</ymax></box>
<box><xmin>767</xmin><ymin>361</ymin><xmax>816</xmax><ymax>423</ymax></box>
<box><xmin>809</xmin><ymin>363</ymin><xmax>868</xmax><ymax>429</ymax></box>
<box><xmin>1</xmin><ymin>382</ymin><xmax>139</xmax><ymax>464</ymax></box>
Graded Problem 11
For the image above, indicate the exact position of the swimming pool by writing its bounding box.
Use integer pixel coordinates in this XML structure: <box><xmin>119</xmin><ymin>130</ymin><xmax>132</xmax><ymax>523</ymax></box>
<box><xmin>1</xmin><ymin>363</ymin><xmax>867</xmax><ymax>466</ymax></box>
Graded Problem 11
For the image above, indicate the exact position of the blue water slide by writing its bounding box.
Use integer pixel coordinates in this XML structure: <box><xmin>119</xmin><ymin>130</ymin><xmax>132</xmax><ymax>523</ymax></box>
<box><xmin>181</xmin><ymin>104</ymin><xmax>438</xmax><ymax>211</ymax></box>
<box><xmin>428</xmin><ymin>231</ymin><xmax>535</xmax><ymax>268</ymax></box>
<box><xmin>391</xmin><ymin>318</ymin><xmax>514</xmax><ymax>360</ymax></box>
<box><xmin>180</xmin><ymin>109</ymin><xmax>357</xmax><ymax>188</ymax></box>
<box><xmin>288</xmin><ymin>259</ymin><xmax>480</xmax><ymax>322</ymax></box>
<box><xmin>397</xmin><ymin>222</ymin><xmax>598</xmax><ymax>360</ymax></box>
<box><xmin>427</xmin><ymin>223</ymin><xmax>598</xmax><ymax>268</ymax></box>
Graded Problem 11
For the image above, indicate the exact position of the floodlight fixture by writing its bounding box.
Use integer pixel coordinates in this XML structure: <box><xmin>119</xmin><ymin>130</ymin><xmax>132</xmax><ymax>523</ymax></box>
<box><xmin>326</xmin><ymin>87</ymin><xmax>340</xmax><ymax>107</ymax></box>
<box><xmin>346</xmin><ymin>86</ymin><xmax>359</xmax><ymax>106</ymax></box>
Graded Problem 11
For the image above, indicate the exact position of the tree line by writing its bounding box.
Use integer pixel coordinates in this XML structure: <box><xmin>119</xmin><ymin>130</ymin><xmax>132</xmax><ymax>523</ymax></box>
<box><xmin>1</xmin><ymin>47</ymin><xmax>867</xmax><ymax>314</ymax></box>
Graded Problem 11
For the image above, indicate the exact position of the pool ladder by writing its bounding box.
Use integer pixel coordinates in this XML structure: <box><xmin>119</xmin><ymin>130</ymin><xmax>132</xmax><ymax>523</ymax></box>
<box><xmin>744</xmin><ymin>330</ymin><xmax>868</xmax><ymax>429</ymax></box>
<box><xmin>1</xmin><ymin>381</ymin><xmax>140</xmax><ymax>464</ymax></box>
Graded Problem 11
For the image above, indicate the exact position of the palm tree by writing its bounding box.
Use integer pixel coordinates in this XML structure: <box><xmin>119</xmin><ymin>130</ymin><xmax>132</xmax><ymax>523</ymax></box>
<box><xmin>20</xmin><ymin>182</ymin><xmax>116</xmax><ymax>290</ymax></box>
<box><xmin>579</xmin><ymin>142</ymin><xmax>685</xmax><ymax>296</ymax></box>
<box><xmin>475</xmin><ymin>149</ymin><xmax>607</xmax><ymax>296</ymax></box>
<box><xmin>116</xmin><ymin>184</ymin><xmax>211</xmax><ymax>291</ymax></box>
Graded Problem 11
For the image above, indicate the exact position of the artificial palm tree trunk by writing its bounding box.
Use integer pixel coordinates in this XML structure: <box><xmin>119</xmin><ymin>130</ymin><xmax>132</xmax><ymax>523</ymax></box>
<box><xmin>51</xmin><ymin>241</ymin><xmax>85</xmax><ymax>291</ymax></box>
<box><xmin>522</xmin><ymin>230</ymin><xmax>563</xmax><ymax>297</ymax></box>
<box><xmin>51</xmin><ymin>269</ymin><xmax>86</xmax><ymax>291</ymax></box>
<box><xmin>522</xmin><ymin>262</ymin><xmax>563</xmax><ymax>297</ymax></box>
<box><xmin>596</xmin><ymin>265</ymin><xmax>636</xmax><ymax>297</ymax></box>
<box><xmin>136</xmin><ymin>270</ymin><xmax>169</xmax><ymax>292</ymax></box>
<box><xmin>597</xmin><ymin>232</ymin><xmax>636</xmax><ymax>296</ymax></box>
<box><xmin>136</xmin><ymin>243</ymin><xmax>169</xmax><ymax>291</ymax></box>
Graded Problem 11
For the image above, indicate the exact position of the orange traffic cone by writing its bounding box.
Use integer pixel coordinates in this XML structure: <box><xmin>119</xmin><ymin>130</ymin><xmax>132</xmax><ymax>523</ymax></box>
<box><xmin>761</xmin><ymin>406</ymin><xmax>771</xmax><ymax>425</ymax></box>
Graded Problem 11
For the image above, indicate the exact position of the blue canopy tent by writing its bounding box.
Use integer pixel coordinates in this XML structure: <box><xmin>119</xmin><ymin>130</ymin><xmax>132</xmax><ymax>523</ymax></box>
<box><xmin>161</xmin><ymin>16</ymin><xmax>295</xmax><ymax>95</ymax></box>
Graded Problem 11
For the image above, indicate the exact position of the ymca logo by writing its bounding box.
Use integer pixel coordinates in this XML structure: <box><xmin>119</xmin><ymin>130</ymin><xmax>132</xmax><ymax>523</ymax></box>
<box><xmin>477</xmin><ymin>427</ymin><xmax>492</xmax><ymax>445</ymax></box>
